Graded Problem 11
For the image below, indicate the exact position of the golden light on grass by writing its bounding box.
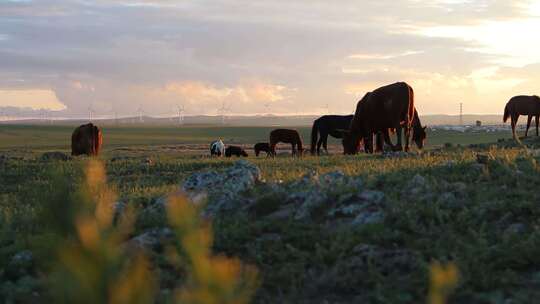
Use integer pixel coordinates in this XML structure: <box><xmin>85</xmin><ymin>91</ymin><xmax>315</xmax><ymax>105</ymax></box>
<box><xmin>167</xmin><ymin>194</ymin><xmax>259</xmax><ymax>304</ymax></box>
<box><xmin>85</xmin><ymin>159</ymin><xmax>116</xmax><ymax>229</ymax></box>
<box><xmin>52</xmin><ymin>160</ymin><xmax>157</xmax><ymax>303</ymax></box>
<box><xmin>109</xmin><ymin>254</ymin><xmax>157</xmax><ymax>304</ymax></box>
<box><xmin>75</xmin><ymin>217</ymin><xmax>100</xmax><ymax>250</ymax></box>
<box><xmin>50</xmin><ymin>160</ymin><xmax>258</xmax><ymax>303</ymax></box>
<box><xmin>428</xmin><ymin>261</ymin><xmax>459</xmax><ymax>304</ymax></box>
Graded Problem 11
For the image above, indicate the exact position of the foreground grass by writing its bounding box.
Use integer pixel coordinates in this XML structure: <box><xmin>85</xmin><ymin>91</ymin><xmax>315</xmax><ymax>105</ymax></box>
<box><xmin>2</xmin><ymin>133</ymin><xmax>540</xmax><ymax>303</ymax></box>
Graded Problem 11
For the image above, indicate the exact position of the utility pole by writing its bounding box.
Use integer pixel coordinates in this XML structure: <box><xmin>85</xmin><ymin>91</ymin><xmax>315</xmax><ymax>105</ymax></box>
<box><xmin>459</xmin><ymin>102</ymin><xmax>463</xmax><ymax>126</ymax></box>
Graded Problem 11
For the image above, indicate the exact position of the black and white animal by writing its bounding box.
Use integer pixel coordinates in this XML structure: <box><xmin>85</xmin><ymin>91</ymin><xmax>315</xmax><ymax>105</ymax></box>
<box><xmin>225</xmin><ymin>145</ymin><xmax>248</xmax><ymax>157</ymax></box>
<box><xmin>210</xmin><ymin>139</ymin><xmax>225</xmax><ymax>156</ymax></box>
<box><xmin>254</xmin><ymin>142</ymin><xmax>271</xmax><ymax>157</ymax></box>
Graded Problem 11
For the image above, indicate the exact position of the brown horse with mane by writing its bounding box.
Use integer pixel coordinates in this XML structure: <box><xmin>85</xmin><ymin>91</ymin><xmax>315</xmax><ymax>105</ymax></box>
<box><xmin>342</xmin><ymin>82</ymin><xmax>421</xmax><ymax>154</ymax></box>
<box><xmin>71</xmin><ymin>123</ymin><xmax>103</xmax><ymax>156</ymax></box>
<box><xmin>503</xmin><ymin>95</ymin><xmax>540</xmax><ymax>139</ymax></box>
<box><xmin>269</xmin><ymin>129</ymin><xmax>304</xmax><ymax>157</ymax></box>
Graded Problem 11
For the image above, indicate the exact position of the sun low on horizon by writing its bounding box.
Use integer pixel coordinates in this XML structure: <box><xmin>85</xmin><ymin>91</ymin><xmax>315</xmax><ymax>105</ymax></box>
<box><xmin>1</xmin><ymin>0</ymin><xmax>540</xmax><ymax>118</ymax></box>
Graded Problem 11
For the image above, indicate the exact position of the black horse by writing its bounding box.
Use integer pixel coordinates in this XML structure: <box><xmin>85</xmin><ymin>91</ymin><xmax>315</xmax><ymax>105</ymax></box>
<box><xmin>225</xmin><ymin>146</ymin><xmax>248</xmax><ymax>157</ymax></box>
<box><xmin>254</xmin><ymin>142</ymin><xmax>271</xmax><ymax>157</ymax></box>
<box><xmin>311</xmin><ymin>115</ymin><xmax>354</xmax><ymax>155</ymax></box>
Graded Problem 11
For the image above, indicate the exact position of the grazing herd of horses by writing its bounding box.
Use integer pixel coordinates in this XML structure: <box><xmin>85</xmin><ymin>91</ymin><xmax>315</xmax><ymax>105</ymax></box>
<box><xmin>69</xmin><ymin>81</ymin><xmax>539</xmax><ymax>158</ymax></box>
<box><xmin>265</xmin><ymin>81</ymin><xmax>427</xmax><ymax>157</ymax></box>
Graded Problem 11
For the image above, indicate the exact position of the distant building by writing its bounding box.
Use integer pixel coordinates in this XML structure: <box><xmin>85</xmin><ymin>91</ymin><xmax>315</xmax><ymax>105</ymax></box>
<box><xmin>476</xmin><ymin>120</ymin><xmax>482</xmax><ymax>127</ymax></box>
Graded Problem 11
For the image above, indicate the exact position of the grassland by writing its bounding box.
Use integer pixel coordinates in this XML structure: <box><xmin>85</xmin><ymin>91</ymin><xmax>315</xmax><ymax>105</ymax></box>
<box><xmin>0</xmin><ymin>124</ymin><xmax>514</xmax><ymax>152</ymax></box>
<box><xmin>1</xmin><ymin>124</ymin><xmax>539</xmax><ymax>303</ymax></box>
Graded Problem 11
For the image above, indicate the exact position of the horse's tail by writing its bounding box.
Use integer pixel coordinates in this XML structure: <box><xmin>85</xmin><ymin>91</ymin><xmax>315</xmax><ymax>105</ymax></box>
<box><xmin>93</xmin><ymin>125</ymin><xmax>102</xmax><ymax>156</ymax></box>
<box><xmin>407</xmin><ymin>84</ymin><xmax>415</xmax><ymax>127</ymax></box>
<box><xmin>503</xmin><ymin>103</ymin><xmax>510</xmax><ymax>123</ymax></box>
<box><xmin>71</xmin><ymin>126</ymin><xmax>79</xmax><ymax>156</ymax></box>
<box><xmin>310</xmin><ymin>119</ymin><xmax>319</xmax><ymax>155</ymax></box>
<box><xmin>269</xmin><ymin>131</ymin><xmax>277</xmax><ymax>156</ymax></box>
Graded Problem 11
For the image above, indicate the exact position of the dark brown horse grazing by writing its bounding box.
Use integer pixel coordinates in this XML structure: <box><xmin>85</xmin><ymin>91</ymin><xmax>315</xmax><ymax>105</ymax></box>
<box><xmin>254</xmin><ymin>142</ymin><xmax>271</xmax><ymax>157</ymax></box>
<box><xmin>310</xmin><ymin>115</ymin><xmax>354</xmax><ymax>155</ymax></box>
<box><xmin>503</xmin><ymin>95</ymin><xmax>540</xmax><ymax>139</ymax></box>
<box><xmin>225</xmin><ymin>146</ymin><xmax>248</xmax><ymax>157</ymax></box>
<box><xmin>342</xmin><ymin>82</ymin><xmax>415</xmax><ymax>154</ymax></box>
<box><xmin>71</xmin><ymin>123</ymin><xmax>103</xmax><ymax>156</ymax></box>
<box><xmin>269</xmin><ymin>129</ymin><xmax>304</xmax><ymax>157</ymax></box>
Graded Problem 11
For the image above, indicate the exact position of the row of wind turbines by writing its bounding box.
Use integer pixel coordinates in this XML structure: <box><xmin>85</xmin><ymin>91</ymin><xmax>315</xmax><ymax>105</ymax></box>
<box><xmin>85</xmin><ymin>101</ymin><xmax>234</xmax><ymax>125</ymax></box>
<box><xmin>0</xmin><ymin>100</ymin><xmax>329</xmax><ymax>124</ymax></box>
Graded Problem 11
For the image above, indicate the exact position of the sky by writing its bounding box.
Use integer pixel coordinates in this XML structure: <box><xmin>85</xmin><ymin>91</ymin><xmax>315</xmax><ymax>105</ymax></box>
<box><xmin>1</xmin><ymin>0</ymin><xmax>540</xmax><ymax>118</ymax></box>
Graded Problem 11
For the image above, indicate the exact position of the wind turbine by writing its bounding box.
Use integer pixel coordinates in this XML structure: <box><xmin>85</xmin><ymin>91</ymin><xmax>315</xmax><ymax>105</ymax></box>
<box><xmin>136</xmin><ymin>105</ymin><xmax>145</xmax><ymax>123</ymax></box>
<box><xmin>48</xmin><ymin>110</ymin><xmax>54</xmax><ymax>124</ymax></box>
<box><xmin>324</xmin><ymin>103</ymin><xmax>329</xmax><ymax>115</ymax></box>
<box><xmin>111</xmin><ymin>109</ymin><xmax>119</xmax><ymax>126</ymax></box>
<box><xmin>218</xmin><ymin>101</ymin><xmax>231</xmax><ymax>125</ymax></box>
<box><xmin>88</xmin><ymin>104</ymin><xmax>95</xmax><ymax>122</ymax></box>
<box><xmin>40</xmin><ymin>109</ymin><xmax>52</xmax><ymax>124</ymax></box>
<box><xmin>264</xmin><ymin>103</ymin><xmax>271</xmax><ymax>115</ymax></box>
<box><xmin>176</xmin><ymin>104</ymin><xmax>185</xmax><ymax>125</ymax></box>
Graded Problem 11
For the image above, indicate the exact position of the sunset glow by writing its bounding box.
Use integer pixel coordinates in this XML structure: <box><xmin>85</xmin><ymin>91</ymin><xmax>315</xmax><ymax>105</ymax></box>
<box><xmin>1</xmin><ymin>1</ymin><xmax>539</xmax><ymax>116</ymax></box>
<box><xmin>0</xmin><ymin>90</ymin><xmax>66</xmax><ymax>110</ymax></box>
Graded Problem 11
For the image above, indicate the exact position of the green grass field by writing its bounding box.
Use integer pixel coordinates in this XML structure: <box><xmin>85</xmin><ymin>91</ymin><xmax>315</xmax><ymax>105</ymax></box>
<box><xmin>1</xmin><ymin>124</ymin><xmax>539</xmax><ymax>303</ymax></box>
<box><xmin>0</xmin><ymin>124</ymin><xmax>515</xmax><ymax>152</ymax></box>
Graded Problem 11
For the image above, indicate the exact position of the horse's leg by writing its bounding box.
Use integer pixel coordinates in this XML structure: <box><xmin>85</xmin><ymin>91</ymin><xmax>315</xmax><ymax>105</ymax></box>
<box><xmin>292</xmin><ymin>143</ymin><xmax>296</xmax><ymax>157</ymax></box>
<box><xmin>404</xmin><ymin>125</ymin><xmax>411</xmax><ymax>152</ymax></box>
<box><xmin>270</xmin><ymin>142</ymin><xmax>277</xmax><ymax>157</ymax></box>
<box><xmin>362</xmin><ymin>136</ymin><xmax>368</xmax><ymax>153</ymax></box>
<box><xmin>526</xmin><ymin>115</ymin><xmax>532</xmax><ymax>137</ymax></box>
<box><xmin>383</xmin><ymin>129</ymin><xmax>394</xmax><ymax>151</ymax></box>
<box><xmin>512</xmin><ymin>115</ymin><xmax>518</xmax><ymax>139</ymax></box>
<box><xmin>394</xmin><ymin>127</ymin><xmax>403</xmax><ymax>151</ymax></box>
<box><xmin>317</xmin><ymin>134</ymin><xmax>324</xmax><ymax>156</ymax></box>
<box><xmin>322</xmin><ymin>136</ymin><xmax>328</xmax><ymax>154</ymax></box>
<box><xmin>366</xmin><ymin>134</ymin><xmax>374</xmax><ymax>153</ymax></box>
<box><xmin>363</xmin><ymin>136</ymin><xmax>369</xmax><ymax>153</ymax></box>
<box><xmin>534</xmin><ymin>115</ymin><xmax>540</xmax><ymax>136</ymax></box>
<box><xmin>375</xmin><ymin>132</ymin><xmax>383</xmax><ymax>152</ymax></box>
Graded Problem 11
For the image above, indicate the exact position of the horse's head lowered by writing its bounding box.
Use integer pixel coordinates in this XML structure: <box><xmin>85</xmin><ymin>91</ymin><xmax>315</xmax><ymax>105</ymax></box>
<box><xmin>338</xmin><ymin>130</ymin><xmax>361</xmax><ymax>154</ymax></box>
<box><xmin>412</xmin><ymin>125</ymin><xmax>427</xmax><ymax>149</ymax></box>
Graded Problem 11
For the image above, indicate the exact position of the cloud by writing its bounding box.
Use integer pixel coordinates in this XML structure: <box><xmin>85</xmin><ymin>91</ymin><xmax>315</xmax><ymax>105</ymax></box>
<box><xmin>348</xmin><ymin>51</ymin><xmax>425</xmax><ymax>60</ymax></box>
<box><xmin>0</xmin><ymin>89</ymin><xmax>66</xmax><ymax>110</ymax></box>
<box><xmin>494</xmin><ymin>63</ymin><xmax>540</xmax><ymax>80</ymax></box>
<box><xmin>0</xmin><ymin>0</ymin><xmax>538</xmax><ymax>116</ymax></box>
<box><xmin>160</xmin><ymin>80</ymin><xmax>290</xmax><ymax>113</ymax></box>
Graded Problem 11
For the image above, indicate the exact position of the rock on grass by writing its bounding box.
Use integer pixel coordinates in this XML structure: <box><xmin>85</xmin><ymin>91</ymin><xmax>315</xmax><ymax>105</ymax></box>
<box><xmin>181</xmin><ymin>160</ymin><xmax>262</xmax><ymax>217</ymax></box>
